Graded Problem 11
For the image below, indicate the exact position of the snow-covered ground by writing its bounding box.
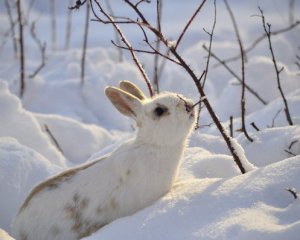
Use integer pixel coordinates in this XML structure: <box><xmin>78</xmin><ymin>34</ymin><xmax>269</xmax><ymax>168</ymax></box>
<box><xmin>0</xmin><ymin>0</ymin><xmax>299</xmax><ymax>239</ymax></box>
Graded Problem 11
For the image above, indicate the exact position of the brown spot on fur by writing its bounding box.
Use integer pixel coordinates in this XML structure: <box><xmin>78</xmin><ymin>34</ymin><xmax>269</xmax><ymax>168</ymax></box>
<box><xmin>126</xmin><ymin>169</ymin><xmax>131</xmax><ymax>176</ymax></box>
<box><xmin>65</xmin><ymin>194</ymin><xmax>90</xmax><ymax>237</ymax></box>
<box><xmin>80</xmin><ymin>197</ymin><xmax>89</xmax><ymax>209</ymax></box>
<box><xmin>110</xmin><ymin>198</ymin><xmax>118</xmax><ymax>210</ymax></box>
<box><xmin>18</xmin><ymin>156</ymin><xmax>106</xmax><ymax>213</ymax></box>
<box><xmin>64</xmin><ymin>194</ymin><xmax>106</xmax><ymax>238</ymax></box>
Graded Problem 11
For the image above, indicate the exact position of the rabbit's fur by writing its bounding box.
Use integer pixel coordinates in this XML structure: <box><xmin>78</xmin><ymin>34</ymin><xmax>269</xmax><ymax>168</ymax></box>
<box><xmin>12</xmin><ymin>81</ymin><xmax>196</xmax><ymax>240</ymax></box>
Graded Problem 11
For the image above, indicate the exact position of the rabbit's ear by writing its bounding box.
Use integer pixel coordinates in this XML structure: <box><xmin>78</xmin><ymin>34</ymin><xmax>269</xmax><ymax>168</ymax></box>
<box><xmin>105</xmin><ymin>86</ymin><xmax>142</xmax><ymax>118</ymax></box>
<box><xmin>119</xmin><ymin>81</ymin><xmax>146</xmax><ymax>100</ymax></box>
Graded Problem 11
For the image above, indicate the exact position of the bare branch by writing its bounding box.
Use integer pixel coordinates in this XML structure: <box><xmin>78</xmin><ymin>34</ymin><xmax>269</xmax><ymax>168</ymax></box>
<box><xmin>259</xmin><ymin>7</ymin><xmax>293</xmax><ymax>126</ymax></box>
<box><xmin>111</xmin><ymin>40</ymin><xmax>180</xmax><ymax>65</ymax></box>
<box><xmin>284</xmin><ymin>149</ymin><xmax>296</xmax><ymax>156</ymax></box>
<box><xmin>202</xmin><ymin>45</ymin><xmax>268</xmax><ymax>105</ymax></box>
<box><xmin>4</xmin><ymin>0</ymin><xmax>18</xmax><ymax>57</ymax></box>
<box><xmin>286</xmin><ymin>188</ymin><xmax>298</xmax><ymax>199</ymax></box>
<box><xmin>135</xmin><ymin>0</ymin><xmax>151</xmax><ymax>8</ymax></box>
<box><xmin>197</xmin><ymin>0</ymin><xmax>216</xmax><ymax>128</ymax></box>
<box><xmin>268</xmin><ymin>109</ymin><xmax>282</xmax><ymax>128</ymax></box>
<box><xmin>217</xmin><ymin>20</ymin><xmax>300</xmax><ymax>66</ymax></box>
<box><xmin>87</xmin><ymin>0</ymin><xmax>248</xmax><ymax>174</ymax></box>
<box><xmin>122</xmin><ymin>0</ymin><xmax>247</xmax><ymax>173</ymax></box>
<box><xmin>29</xmin><ymin>22</ymin><xmax>47</xmax><ymax>78</ymax></box>
<box><xmin>229</xmin><ymin>116</ymin><xmax>233</xmax><ymax>137</ymax></box>
<box><xmin>16</xmin><ymin>0</ymin><xmax>26</xmax><ymax>98</ymax></box>
<box><xmin>195</xmin><ymin>70</ymin><xmax>207</xmax><ymax>129</ymax></box>
<box><xmin>44</xmin><ymin>124</ymin><xmax>64</xmax><ymax>154</ymax></box>
<box><xmin>288</xmin><ymin>140</ymin><xmax>298</xmax><ymax>150</ymax></box>
<box><xmin>224</xmin><ymin>0</ymin><xmax>253</xmax><ymax>142</ymax></box>
<box><xmin>104</xmin><ymin>0</ymin><xmax>123</xmax><ymax>62</ymax></box>
<box><xmin>250</xmin><ymin>122</ymin><xmax>260</xmax><ymax>132</ymax></box>
<box><xmin>175</xmin><ymin>0</ymin><xmax>207</xmax><ymax>50</ymax></box>
<box><xmin>91</xmin><ymin>0</ymin><xmax>154</xmax><ymax>97</ymax></box>
<box><xmin>202</xmin><ymin>0</ymin><xmax>216</xmax><ymax>88</ymax></box>
<box><xmin>153</xmin><ymin>0</ymin><xmax>162</xmax><ymax>93</ymax></box>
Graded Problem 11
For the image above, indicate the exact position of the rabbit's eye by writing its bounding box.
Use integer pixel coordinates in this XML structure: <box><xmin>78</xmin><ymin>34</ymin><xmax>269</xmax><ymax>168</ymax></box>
<box><xmin>154</xmin><ymin>106</ymin><xmax>167</xmax><ymax>117</ymax></box>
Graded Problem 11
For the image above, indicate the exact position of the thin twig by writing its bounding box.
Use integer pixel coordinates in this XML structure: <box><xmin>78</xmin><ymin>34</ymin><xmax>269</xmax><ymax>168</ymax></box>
<box><xmin>197</xmin><ymin>0</ymin><xmax>216</xmax><ymax>128</ymax></box>
<box><xmin>229</xmin><ymin>116</ymin><xmax>233</xmax><ymax>137</ymax></box>
<box><xmin>104</xmin><ymin>0</ymin><xmax>123</xmax><ymax>62</ymax></box>
<box><xmin>203</xmin><ymin>45</ymin><xmax>267</xmax><ymax>105</ymax></box>
<box><xmin>195</xmin><ymin>70</ymin><xmax>206</xmax><ymax>129</ymax></box>
<box><xmin>16</xmin><ymin>0</ymin><xmax>25</xmax><ymax>98</ymax></box>
<box><xmin>284</xmin><ymin>149</ymin><xmax>296</xmax><ymax>156</ymax></box>
<box><xmin>29</xmin><ymin>22</ymin><xmax>47</xmax><ymax>78</ymax></box>
<box><xmin>259</xmin><ymin>7</ymin><xmax>293</xmax><ymax>126</ymax></box>
<box><xmin>153</xmin><ymin>0</ymin><xmax>162</xmax><ymax>93</ymax></box>
<box><xmin>283</xmin><ymin>140</ymin><xmax>298</xmax><ymax>157</ymax></box>
<box><xmin>4</xmin><ymin>0</ymin><xmax>18</xmax><ymax>57</ymax></box>
<box><xmin>268</xmin><ymin>109</ymin><xmax>282</xmax><ymax>128</ymax></box>
<box><xmin>44</xmin><ymin>124</ymin><xmax>64</xmax><ymax>154</ymax></box>
<box><xmin>91</xmin><ymin>0</ymin><xmax>154</xmax><ymax>97</ymax></box>
<box><xmin>224</xmin><ymin>0</ymin><xmax>253</xmax><ymax>142</ymax></box>
<box><xmin>135</xmin><ymin>0</ymin><xmax>151</xmax><ymax>8</ymax></box>
<box><xmin>202</xmin><ymin>0</ymin><xmax>216</xmax><ymax>88</ymax></box>
<box><xmin>175</xmin><ymin>0</ymin><xmax>206</xmax><ymax>50</ymax></box>
<box><xmin>288</xmin><ymin>140</ymin><xmax>298</xmax><ymax>150</ymax></box>
<box><xmin>286</xmin><ymin>188</ymin><xmax>298</xmax><ymax>199</ymax></box>
<box><xmin>111</xmin><ymin>40</ymin><xmax>180</xmax><ymax>65</ymax></box>
<box><xmin>216</xmin><ymin>20</ymin><xmax>300</xmax><ymax>66</ymax></box>
<box><xmin>250</xmin><ymin>122</ymin><xmax>260</xmax><ymax>132</ymax></box>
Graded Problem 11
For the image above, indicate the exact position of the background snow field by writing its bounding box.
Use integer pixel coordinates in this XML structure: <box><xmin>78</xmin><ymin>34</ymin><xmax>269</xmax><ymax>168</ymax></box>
<box><xmin>0</xmin><ymin>0</ymin><xmax>299</xmax><ymax>239</ymax></box>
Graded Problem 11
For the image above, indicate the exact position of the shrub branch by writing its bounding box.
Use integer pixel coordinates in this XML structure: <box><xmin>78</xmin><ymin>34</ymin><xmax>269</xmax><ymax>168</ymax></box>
<box><xmin>259</xmin><ymin>7</ymin><xmax>293</xmax><ymax>126</ymax></box>
<box><xmin>16</xmin><ymin>0</ymin><xmax>25</xmax><ymax>98</ymax></box>
<box><xmin>72</xmin><ymin>0</ymin><xmax>248</xmax><ymax>174</ymax></box>
<box><xmin>224</xmin><ymin>0</ymin><xmax>253</xmax><ymax>142</ymax></box>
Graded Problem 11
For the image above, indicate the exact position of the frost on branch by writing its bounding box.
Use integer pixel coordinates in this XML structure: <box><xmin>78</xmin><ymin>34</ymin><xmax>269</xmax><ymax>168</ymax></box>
<box><xmin>166</xmin><ymin>40</ymin><xmax>177</xmax><ymax>49</ymax></box>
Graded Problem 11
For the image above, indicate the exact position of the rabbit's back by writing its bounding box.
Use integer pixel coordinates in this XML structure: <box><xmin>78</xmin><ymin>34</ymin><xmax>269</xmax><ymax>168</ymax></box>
<box><xmin>12</xmin><ymin>139</ymin><xmax>183</xmax><ymax>240</ymax></box>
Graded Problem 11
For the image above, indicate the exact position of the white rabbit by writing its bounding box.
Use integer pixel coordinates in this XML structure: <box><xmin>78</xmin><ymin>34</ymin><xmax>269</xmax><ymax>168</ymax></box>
<box><xmin>12</xmin><ymin>81</ymin><xmax>196</xmax><ymax>240</ymax></box>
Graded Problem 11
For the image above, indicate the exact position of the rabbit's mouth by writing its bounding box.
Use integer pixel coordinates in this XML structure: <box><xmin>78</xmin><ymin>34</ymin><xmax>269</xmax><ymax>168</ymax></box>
<box><xmin>187</xmin><ymin>105</ymin><xmax>196</xmax><ymax>120</ymax></box>
<box><xmin>176</xmin><ymin>95</ymin><xmax>196</xmax><ymax>119</ymax></box>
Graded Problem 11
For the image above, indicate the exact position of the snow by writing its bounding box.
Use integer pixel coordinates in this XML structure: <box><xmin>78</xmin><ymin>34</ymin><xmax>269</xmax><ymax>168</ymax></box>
<box><xmin>0</xmin><ymin>0</ymin><xmax>299</xmax><ymax>239</ymax></box>
<box><xmin>0</xmin><ymin>137</ymin><xmax>62</xmax><ymax>231</ymax></box>
<box><xmin>84</xmin><ymin>156</ymin><xmax>300</xmax><ymax>240</ymax></box>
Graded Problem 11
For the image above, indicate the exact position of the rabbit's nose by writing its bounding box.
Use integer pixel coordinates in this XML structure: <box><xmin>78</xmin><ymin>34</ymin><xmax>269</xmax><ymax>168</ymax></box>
<box><xmin>177</xmin><ymin>95</ymin><xmax>195</xmax><ymax>113</ymax></box>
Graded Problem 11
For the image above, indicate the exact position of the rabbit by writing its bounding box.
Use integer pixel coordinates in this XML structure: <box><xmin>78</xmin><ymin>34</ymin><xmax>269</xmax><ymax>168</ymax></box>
<box><xmin>12</xmin><ymin>80</ymin><xmax>196</xmax><ymax>240</ymax></box>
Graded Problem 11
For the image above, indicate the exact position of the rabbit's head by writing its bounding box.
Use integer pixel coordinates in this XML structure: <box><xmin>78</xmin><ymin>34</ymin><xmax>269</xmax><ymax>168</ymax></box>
<box><xmin>105</xmin><ymin>81</ymin><xmax>196</xmax><ymax>146</ymax></box>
